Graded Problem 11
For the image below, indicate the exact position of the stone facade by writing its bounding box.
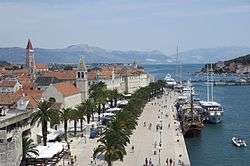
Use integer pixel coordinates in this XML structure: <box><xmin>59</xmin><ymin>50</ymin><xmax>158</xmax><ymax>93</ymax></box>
<box><xmin>0</xmin><ymin>130</ymin><xmax>22</xmax><ymax>166</ymax></box>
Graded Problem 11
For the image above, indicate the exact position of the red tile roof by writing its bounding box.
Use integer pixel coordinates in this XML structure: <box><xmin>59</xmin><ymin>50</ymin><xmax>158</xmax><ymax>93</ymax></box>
<box><xmin>54</xmin><ymin>82</ymin><xmax>80</xmax><ymax>97</ymax></box>
<box><xmin>0</xmin><ymin>92</ymin><xmax>22</xmax><ymax>106</ymax></box>
<box><xmin>35</xmin><ymin>64</ymin><xmax>48</xmax><ymax>70</ymax></box>
<box><xmin>0</xmin><ymin>80</ymin><xmax>18</xmax><ymax>88</ymax></box>
<box><xmin>43</xmin><ymin>70</ymin><xmax>76</xmax><ymax>80</ymax></box>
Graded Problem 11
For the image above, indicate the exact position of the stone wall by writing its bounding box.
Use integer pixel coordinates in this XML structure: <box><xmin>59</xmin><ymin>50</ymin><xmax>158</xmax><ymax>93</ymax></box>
<box><xmin>0</xmin><ymin>130</ymin><xmax>22</xmax><ymax>166</ymax></box>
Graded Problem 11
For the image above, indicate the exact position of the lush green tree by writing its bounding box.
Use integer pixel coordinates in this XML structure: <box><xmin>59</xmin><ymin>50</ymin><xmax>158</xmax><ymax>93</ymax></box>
<box><xmin>70</xmin><ymin>108</ymin><xmax>80</xmax><ymax>136</ymax></box>
<box><xmin>21</xmin><ymin>136</ymin><xmax>39</xmax><ymax>165</ymax></box>
<box><xmin>89</xmin><ymin>81</ymin><xmax>108</xmax><ymax>120</ymax></box>
<box><xmin>58</xmin><ymin>108</ymin><xmax>73</xmax><ymax>141</ymax></box>
<box><xmin>79</xmin><ymin>99</ymin><xmax>96</xmax><ymax>124</ymax></box>
<box><xmin>93</xmin><ymin>137</ymin><xmax>126</xmax><ymax>166</ymax></box>
<box><xmin>31</xmin><ymin>100</ymin><xmax>59</xmax><ymax>146</ymax></box>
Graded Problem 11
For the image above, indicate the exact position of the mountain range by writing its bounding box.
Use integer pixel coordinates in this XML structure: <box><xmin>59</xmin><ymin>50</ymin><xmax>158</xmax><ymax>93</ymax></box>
<box><xmin>0</xmin><ymin>44</ymin><xmax>249</xmax><ymax>64</ymax></box>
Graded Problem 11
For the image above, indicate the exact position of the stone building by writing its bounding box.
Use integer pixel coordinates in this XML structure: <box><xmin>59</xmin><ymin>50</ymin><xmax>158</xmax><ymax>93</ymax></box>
<box><xmin>42</xmin><ymin>57</ymin><xmax>89</xmax><ymax>108</ymax></box>
<box><xmin>0</xmin><ymin>79</ymin><xmax>22</xmax><ymax>93</ymax></box>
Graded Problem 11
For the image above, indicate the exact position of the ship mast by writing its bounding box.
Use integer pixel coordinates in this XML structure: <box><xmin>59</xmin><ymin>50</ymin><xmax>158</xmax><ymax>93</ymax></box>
<box><xmin>206</xmin><ymin>64</ymin><xmax>210</xmax><ymax>102</ymax></box>
<box><xmin>210</xmin><ymin>63</ymin><xmax>214</xmax><ymax>102</ymax></box>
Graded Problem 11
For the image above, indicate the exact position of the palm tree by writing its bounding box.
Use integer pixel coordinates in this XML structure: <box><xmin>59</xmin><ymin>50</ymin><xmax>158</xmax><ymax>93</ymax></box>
<box><xmin>76</xmin><ymin>104</ymin><xmax>86</xmax><ymax>131</ymax></box>
<box><xmin>89</xmin><ymin>81</ymin><xmax>108</xmax><ymax>120</ymax></box>
<box><xmin>31</xmin><ymin>100</ymin><xmax>59</xmax><ymax>146</ymax></box>
<box><xmin>80</xmin><ymin>99</ymin><xmax>96</xmax><ymax>124</ymax></box>
<box><xmin>58</xmin><ymin>108</ymin><xmax>73</xmax><ymax>141</ymax></box>
<box><xmin>93</xmin><ymin>137</ymin><xmax>126</xmax><ymax>166</ymax></box>
<box><xmin>21</xmin><ymin>136</ymin><xmax>39</xmax><ymax>165</ymax></box>
<box><xmin>70</xmin><ymin>108</ymin><xmax>80</xmax><ymax>136</ymax></box>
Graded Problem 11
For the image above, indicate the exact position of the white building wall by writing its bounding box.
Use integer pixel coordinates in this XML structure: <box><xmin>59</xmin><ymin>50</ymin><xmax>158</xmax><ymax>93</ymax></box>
<box><xmin>64</xmin><ymin>94</ymin><xmax>82</xmax><ymax>108</ymax></box>
<box><xmin>42</xmin><ymin>85</ymin><xmax>64</xmax><ymax>103</ymax></box>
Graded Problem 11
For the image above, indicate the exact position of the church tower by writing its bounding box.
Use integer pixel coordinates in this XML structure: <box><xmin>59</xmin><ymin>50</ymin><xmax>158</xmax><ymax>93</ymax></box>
<box><xmin>25</xmin><ymin>39</ymin><xmax>36</xmax><ymax>75</ymax></box>
<box><xmin>76</xmin><ymin>56</ymin><xmax>89</xmax><ymax>101</ymax></box>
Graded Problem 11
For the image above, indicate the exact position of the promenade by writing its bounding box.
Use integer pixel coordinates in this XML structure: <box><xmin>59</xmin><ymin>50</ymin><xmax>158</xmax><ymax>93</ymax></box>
<box><xmin>115</xmin><ymin>89</ymin><xmax>190</xmax><ymax>166</ymax></box>
<box><xmin>68</xmin><ymin>89</ymin><xmax>190</xmax><ymax>166</ymax></box>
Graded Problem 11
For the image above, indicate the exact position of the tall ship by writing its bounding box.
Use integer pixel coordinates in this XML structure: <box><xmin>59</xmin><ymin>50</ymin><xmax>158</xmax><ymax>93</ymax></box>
<box><xmin>199</xmin><ymin>64</ymin><xmax>224</xmax><ymax>123</ymax></box>
<box><xmin>179</xmin><ymin>87</ymin><xmax>204</xmax><ymax>137</ymax></box>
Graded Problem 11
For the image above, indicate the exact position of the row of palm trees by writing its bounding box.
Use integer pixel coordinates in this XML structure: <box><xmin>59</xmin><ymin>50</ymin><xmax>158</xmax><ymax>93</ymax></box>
<box><xmin>93</xmin><ymin>80</ymin><xmax>165</xmax><ymax>166</ymax></box>
<box><xmin>30</xmin><ymin>81</ymin><xmax>122</xmax><ymax>146</ymax></box>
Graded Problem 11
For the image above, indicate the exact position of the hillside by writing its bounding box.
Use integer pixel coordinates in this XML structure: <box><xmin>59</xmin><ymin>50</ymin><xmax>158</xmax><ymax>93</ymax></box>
<box><xmin>201</xmin><ymin>54</ymin><xmax>250</xmax><ymax>74</ymax></box>
<box><xmin>0</xmin><ymin>44</ymin><xmax>172</xmax><ymax>64</ymax></box>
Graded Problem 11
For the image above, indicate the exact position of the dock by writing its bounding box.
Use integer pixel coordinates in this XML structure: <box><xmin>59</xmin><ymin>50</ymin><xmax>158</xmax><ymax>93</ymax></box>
<box><xmin>115</xmin><ymin>89</ymin><xmax>191</xmax><ymax>166</ymax></box>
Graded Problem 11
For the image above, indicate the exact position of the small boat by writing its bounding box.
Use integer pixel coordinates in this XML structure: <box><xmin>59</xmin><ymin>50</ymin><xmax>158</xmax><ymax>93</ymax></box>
<box><xmin>232</xmin><ymin>137</ymin><xmax>247</xmax><ymax>147</ymax></box>
<box><xmin>164</xmin><ymin>74</ymin><xmax>177</xmax><ymax>88</ymax></box>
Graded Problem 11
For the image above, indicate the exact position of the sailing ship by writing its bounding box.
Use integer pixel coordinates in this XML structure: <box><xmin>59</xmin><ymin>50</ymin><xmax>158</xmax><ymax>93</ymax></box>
<box><xmin>199</xmin><ymin>64</ymin><xmax>224</xmax><ymax>123</ymax></box>
<box><xmin>180</xmin><ymin>87</ymin><xmax>204</xmax><ymax>137</ymax></box>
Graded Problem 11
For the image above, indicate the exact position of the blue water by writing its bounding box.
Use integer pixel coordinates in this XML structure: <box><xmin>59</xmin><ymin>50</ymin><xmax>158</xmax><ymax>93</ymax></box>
<box><xmin>144</xmin><ymin>64</ymin><xmax>250</xmax><ymax>166</ymax></box>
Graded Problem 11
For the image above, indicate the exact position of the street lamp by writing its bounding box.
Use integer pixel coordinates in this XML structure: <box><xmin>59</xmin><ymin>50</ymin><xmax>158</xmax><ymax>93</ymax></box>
<box><xmin>158</xmin><ymin>146</ymin><xmax>162</xmax><ymax>166</ymax></box>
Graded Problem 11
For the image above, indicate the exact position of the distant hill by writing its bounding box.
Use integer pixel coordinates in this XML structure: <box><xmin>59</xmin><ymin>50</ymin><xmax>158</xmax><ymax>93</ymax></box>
<box><xmin>1</xmin><ymin>45</ymin><xmax>250</xmax><ymax>65</ymax></box>
<box><xmin>201</xmin><ymin>54</ymin><xmax>250</xmax><ymax>74</ymax></box>
<box><xmin>0</xmin><ymin>44</ymin><xmax>172</xmax><ymax>64</ymax></box>
<box><xmin>173</xmin><ymin>47</ymin><xmax>250</xmax><ymax>64</ymax></box>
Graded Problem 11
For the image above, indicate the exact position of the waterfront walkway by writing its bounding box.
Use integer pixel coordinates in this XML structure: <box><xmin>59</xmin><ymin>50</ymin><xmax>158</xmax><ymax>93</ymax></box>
<box><xmin>68</xmin><ymin>89</ymin><xmax>190</xmax><ymax>166</ymax></box>
<box><xmin>115</xmin><ymin>89</ymin><xmax>190</xmax><ymax>166</ymax></box>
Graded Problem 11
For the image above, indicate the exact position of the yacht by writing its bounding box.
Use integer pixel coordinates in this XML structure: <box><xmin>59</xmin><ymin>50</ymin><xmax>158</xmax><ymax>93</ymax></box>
<box><xmin>164</xmin><ymin>74</ymin><xmax>177</xmax><ymax>88</ymax></box>
<box><xmin>199</xmin><ymin>64</ymin><xmax>224</xmax><ymax>123</ymax></box>
<box><xmin>199</xmin><ymin>101</ymin><xmax>223</xmax><ymax>123</ymax></box>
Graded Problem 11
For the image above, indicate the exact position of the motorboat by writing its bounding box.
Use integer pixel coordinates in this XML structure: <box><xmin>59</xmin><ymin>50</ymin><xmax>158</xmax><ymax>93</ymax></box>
<box><xmin>232</xmin><ymin>137</ymin><xmax>247</xmax><ymax>147</ymax></box>
<box><xmin>164</xmin><ymin>74</ymin><xmax>177</xmax><ymax>88</ymax></box>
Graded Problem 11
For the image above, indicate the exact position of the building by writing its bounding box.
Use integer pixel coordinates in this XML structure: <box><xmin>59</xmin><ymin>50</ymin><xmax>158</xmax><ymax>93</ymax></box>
<box><xmin>25</xmin><ymin>39</ymin><xmax>36</xmax><ymax>75</ymax></box>
<box><xmin>0</xmin><ymin>79</ymin><xmax>22</xmax><ymax>93</ymax></box>
<box><xmin>0</xmin><ymin>93</ymin><xmax>41</xmax><ymax>166</ymax></box>
<box><xmin>35</xmin><ymin>64</ymin><xmax>49</xmax><ymax>72</ymax></box>
<box><xmin>42</xmin><ymin>57</ymin><xmax>89</xmax><ymax>108</ymax></box>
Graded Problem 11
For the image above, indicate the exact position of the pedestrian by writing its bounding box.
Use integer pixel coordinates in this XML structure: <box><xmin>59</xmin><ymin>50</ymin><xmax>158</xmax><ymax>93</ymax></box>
<box><xmin>131</xmin><ymin>145</ymin><xmax>134</xmax><ymax>152</ymax></box>
<box><xmin>145</xmin><ymin>158</ymin><xmax>148</xmax><ymax>166</ymax></box>
<box><xmin>149</xmin><ymin>158</ymin><xmax>152</xmax><ymax>165</ymax></box>
<box><xmin>166</xmin><ymin>158</ymin><xmax>168</xmax><ymax>165</ymax></box>
<box><xmin>170</xmin><ymin>158</ymin><xmax>172</xmax><ymax>166</ymax></box>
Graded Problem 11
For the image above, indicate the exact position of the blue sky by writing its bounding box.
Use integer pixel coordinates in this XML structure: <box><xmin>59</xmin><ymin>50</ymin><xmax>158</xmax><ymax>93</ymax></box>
<box><xmin>0</xmin><ymin>0</ymin><xmax>250</xmax><ymax>54</ymax></box>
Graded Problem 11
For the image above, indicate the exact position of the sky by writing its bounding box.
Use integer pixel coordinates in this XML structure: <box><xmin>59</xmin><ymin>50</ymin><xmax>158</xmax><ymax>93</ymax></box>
<box><xmin>0</xmin><ymin>0</ymin><xmax>250</xmax><ymax>54</ymax></box>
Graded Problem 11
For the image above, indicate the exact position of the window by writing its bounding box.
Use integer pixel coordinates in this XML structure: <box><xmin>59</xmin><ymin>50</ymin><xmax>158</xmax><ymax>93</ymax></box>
<box><xmin>78</xmin><ymin>72</ymin><xmax>81</xmax><ymax>78</ymax></box>
<box><xmin>81</xmin><ymin>72</ymin><xmax>84</xmax><ymax>78</ymax></box>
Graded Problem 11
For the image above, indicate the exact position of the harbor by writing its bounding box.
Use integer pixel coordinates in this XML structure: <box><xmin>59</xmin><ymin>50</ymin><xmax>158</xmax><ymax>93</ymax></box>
<box><xmin>144</xmin><ymin>64</ymin><xmax>250</xmax><ymax>166</ymax></box>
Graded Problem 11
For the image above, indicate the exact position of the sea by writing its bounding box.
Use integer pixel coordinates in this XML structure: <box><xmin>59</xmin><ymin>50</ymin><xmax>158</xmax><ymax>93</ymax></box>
<box><xmin>144</xmin><ymin>64</ymin><xmax>250</xmax><ymax>166</ymax></box>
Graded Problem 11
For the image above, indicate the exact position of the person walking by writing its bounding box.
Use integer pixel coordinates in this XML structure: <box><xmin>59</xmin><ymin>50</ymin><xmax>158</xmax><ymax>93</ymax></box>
<box><xmin>169</xmin><ymin>158</ymin><xmax>172</xmax><ymax>166</ymax></box>
<box><xmin>166</xmin><ymin>158</ymin><xmax>168</xmax><ymax>165</ymax></box>
<box><xmin>149</xmin><ymin>158</ymin><xmax>152</xmax><ymax>166</ymax></box>
<box><xmin>145</xmin><ymin>158</ymin><xmax>148</xmax><ymax>166</ymax></box>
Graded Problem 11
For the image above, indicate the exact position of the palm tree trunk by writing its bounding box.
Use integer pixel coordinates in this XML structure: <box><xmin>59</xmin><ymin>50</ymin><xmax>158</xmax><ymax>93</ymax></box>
<box><xmin>80</xmin><ymin>119</ymin><xmax>83</xmax><ymax>131</ymax></box>
<box><xmin>102</xmin><ymin>104</ymin><xmax>105</xmax><ymax>113</ymax></box>
<box><xmin>74</xmin><ymin>120</ymin><xmax>77</xmax><ymax>136</ymax></box>
<box><xmin>64</xmin><ymin>120</ymin><xmax>68</xmax><ymax>141</ymax></box>
<box><xmin>91</xmin><ymin>113</ymin><xmax>94</xmax><ymax>122</ymax></box>
<box><xmin>87</xmin><ymin>115</ymin><xmax>90</xmax><ymax>124</ymax></box>
<box><xmin>114</xmin><ymin>98</ymin><xmax>117</xmax><ymax>107</ymax></box>
<box><xmin>107</xmin><ymin>159</ymin><xmax>112</xmax><ymax>166</ymax></box>
<box><xmin>98</xmin><ymin>105</ymin><xmax>101</xmax><ymax>121</ymax></box>
<box><xmin>42</xmin><ymin>120</ymin><xmax>47</xmax><ymax>146</ymax></box>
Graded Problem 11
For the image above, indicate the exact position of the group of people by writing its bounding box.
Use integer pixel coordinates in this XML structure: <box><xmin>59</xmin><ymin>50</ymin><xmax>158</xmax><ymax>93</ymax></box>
<box><xmin>144</xmin><ymin>158</ymin><xmax>154</xmax><ymax>166</ymax></box>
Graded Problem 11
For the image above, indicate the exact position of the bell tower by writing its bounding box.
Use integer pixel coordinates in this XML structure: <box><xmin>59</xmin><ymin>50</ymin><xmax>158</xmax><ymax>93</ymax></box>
<box><xmin>76</xmin><ymin>56</ymin><xmax>88</xmax><ymax>101</ymax></box>
<box><xmin>25</xmin><ymin>39</ymin><xmax>36</xmax><ymax>75</ymax></box>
